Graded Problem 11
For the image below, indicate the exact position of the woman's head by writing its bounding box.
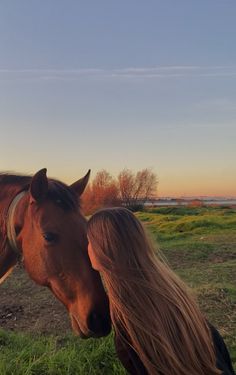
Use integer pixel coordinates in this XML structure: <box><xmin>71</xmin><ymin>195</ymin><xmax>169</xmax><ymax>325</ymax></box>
<box><xmin>87</xmin><ymin>207</ymin><xmax>155</xmax><ymax>274</ymax></box>
<box><xmin>87</xmin><ymin>207</ymin><xmax>220</xmax><ymax>375</ymax></box>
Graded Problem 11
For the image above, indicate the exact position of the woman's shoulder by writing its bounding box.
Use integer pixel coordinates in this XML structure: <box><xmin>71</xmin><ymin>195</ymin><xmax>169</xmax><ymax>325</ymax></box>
<box><xmin>114</xmin><ymin>322</ymin><xmax>235</xmax><ymax>375</ymax></box>
<box><xmin>114</xmin><ymin>331</ymin><xmax>148</xmax><ymax>375</ymax></box>
<box><xmin>208</xmin><ymin>323</ymin><xmax>235</xmax><ymax>375</ymax></box>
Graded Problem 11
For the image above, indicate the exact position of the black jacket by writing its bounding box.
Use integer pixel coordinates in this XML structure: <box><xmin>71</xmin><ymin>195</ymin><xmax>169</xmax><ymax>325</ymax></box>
<box><xmin>115</xmin><ymin>324</ymin><xmax>235</xmax><ymax>375</ymax></box>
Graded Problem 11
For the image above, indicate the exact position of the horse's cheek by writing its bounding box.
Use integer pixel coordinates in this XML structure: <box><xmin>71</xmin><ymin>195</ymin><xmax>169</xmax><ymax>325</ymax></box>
<box><xmin>23</xmin><ymin>244</ymin><xmax>48</xmax><ymax>286</ymax></box>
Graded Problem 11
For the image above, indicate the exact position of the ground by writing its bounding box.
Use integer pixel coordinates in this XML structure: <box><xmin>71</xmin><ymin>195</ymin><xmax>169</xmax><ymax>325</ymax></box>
<box><xmin>0</xmin><ymin>206</ymin><xmax>235</xmax><ymax>374</ymax></box>
<box><xmin>0</xmin><ymin>264</ymin><xmax>71</xmax><ymax>334</ymax></box>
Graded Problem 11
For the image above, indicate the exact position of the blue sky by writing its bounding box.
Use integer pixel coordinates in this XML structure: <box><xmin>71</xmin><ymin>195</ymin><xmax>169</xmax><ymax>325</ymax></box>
<box><xmin>0</xmin><ymin>1</ymin><xmax>235</xmax><ymax>196</ymax></box>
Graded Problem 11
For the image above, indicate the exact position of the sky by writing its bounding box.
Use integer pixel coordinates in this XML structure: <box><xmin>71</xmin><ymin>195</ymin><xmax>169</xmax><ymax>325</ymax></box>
<box><xmin>0</xmin><ymin>1</ymin><xmax>235</xmax><ymax>197</ymax></box>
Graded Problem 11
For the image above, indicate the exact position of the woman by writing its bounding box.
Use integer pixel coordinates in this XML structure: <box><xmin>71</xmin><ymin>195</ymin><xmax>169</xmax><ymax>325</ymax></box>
<box><xmin>87</xmin><ymin>207</ymin><xmax>235</xmax><ymax>375</ymax></box>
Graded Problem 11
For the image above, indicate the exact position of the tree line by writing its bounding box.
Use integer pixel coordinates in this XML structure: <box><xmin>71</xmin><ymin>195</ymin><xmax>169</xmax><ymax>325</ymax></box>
<box><xmin>82</xmin><ymin>168</ymin><xmax>158</xmax><ymax>215</ymax></box>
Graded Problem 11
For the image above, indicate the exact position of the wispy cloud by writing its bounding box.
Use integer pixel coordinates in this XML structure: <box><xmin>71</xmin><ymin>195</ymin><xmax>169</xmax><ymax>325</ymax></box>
<box><xmin>0</xmin><ymin>66</ymin><xmax>236</xmax><ymax>81</ymax></box>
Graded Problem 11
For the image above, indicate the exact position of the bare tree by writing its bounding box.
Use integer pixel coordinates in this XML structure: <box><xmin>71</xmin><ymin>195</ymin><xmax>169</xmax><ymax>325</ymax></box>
<box><xmin>118</xmin><ymin>168</ymin><xmax>136</xmax><ymax>207</ymax></box>
<box><xmin>137</xmin><ymin>168</ymin><xmax>158</xmax><ymax>201</ymax></box>
<box><xmin>92</xmin><ymin>169</ymin><xmax>113</xmax><ymax>189</ymax></box>
<box><xmin>118</xmin><ymin>168</ymin><xmax>158</xmax><ymax>207</ymax></box>
<box><xmin>82</xmin><ymin>168</ymin><xmax>158</xmax><ymax>214</ymax></box>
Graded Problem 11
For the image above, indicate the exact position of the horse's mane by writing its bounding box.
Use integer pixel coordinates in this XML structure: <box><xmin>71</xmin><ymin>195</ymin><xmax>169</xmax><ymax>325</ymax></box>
<box><xmin>0</xmin><ymin>173</ymin><xmax>31</xmax><ymax>186</ymax></box>
<box><xmin>0</xmin><ymin>173</ymin><xmax>79</xmax><ymax>211</ymax></box>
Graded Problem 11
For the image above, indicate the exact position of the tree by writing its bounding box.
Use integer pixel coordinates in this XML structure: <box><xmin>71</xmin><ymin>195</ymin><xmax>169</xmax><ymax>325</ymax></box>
<box><xmin>82</xmin><ymin>168</ymin><xmax>158</xmax><ymax>214</ymax></box>
<box><xmin>82</xmin><ymin>170</ymin><xmax>120</xmax><ymax>215</ymax></box>
<box><xmin>81</xmin><ymin>184</ymin><xmax>95</xmax><ymax>215</ymax></box>
<box><xmin>118</xmin><ymin>168</ymin><xmax>158</xmax><ymax>208</ymax></box>
<box><xmin>118</xmin><ymin>169</ymin><xmax>136</xmax><ymax>207</ymax></box>
<box><xmin>136</xmin><ymin>168</ymin><xmax>158</xmax><ymax>201</ymax></box>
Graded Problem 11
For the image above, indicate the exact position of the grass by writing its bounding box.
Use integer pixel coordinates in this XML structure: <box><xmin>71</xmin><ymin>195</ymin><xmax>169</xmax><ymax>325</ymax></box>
<box><xmin>0</xmin><ymin>206</ymin><xmax>235</xmax><ymax>373</ymax></box>
<box><xmin>0</xmin><ymin>331</ymin><xmax>125</xmax><ymax>375</ymax></box>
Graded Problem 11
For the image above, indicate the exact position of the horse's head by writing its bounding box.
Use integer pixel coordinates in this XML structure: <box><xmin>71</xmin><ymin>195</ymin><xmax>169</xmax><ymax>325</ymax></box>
<box><xmin>8</xmin><ymin>169</ymin><xmax>111</xmax><ymax>338</ymax></box>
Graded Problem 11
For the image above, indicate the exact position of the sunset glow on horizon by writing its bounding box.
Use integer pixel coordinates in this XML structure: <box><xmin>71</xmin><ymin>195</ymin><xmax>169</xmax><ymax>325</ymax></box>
<box><xmin>0</xmin><ymin>1</ymin><xmax>235</xmax><ymax>198</ymax></box>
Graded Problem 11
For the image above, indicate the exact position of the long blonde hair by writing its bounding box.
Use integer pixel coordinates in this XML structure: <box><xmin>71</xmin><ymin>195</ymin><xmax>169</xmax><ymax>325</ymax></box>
<box><xmin>87</xmin><ymin>207</ymin><xmax>220</xmax><ymax>375</ymax></box>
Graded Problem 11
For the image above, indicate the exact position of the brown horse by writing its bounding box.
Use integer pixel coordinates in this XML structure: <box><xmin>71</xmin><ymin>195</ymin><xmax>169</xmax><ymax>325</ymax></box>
<box><xmin>0</xmin><ymin>168</ymin><xmax>110</xmax><ymax>338</ymax></box>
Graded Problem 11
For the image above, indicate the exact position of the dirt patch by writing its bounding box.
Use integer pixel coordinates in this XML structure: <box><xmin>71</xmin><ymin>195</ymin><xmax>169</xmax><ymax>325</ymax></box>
<box><xmin>208</xmin><ymin>251</ymin><xmax>236</xmax><ymax>263</ymax></box>
<box><xmin>0</xmin><ymin>265</ymin><xmax>71</xmax><ymax>334</ymax></box>
<box><xmin>0</xmin><ymin>305</ymin><xmax>24</xmax><ymax>325</ymax></box>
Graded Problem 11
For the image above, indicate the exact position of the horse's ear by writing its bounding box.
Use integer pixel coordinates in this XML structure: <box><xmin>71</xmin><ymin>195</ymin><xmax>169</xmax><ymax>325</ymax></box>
<box><xmin>30</xmin><ymin>168</ymin><xmax>48</xmax><ymax>202</ymax></box>
<box><xmin>70</xmin><ymin>170</ymin><xmax>91</xmax><ymax>196</ymax></box>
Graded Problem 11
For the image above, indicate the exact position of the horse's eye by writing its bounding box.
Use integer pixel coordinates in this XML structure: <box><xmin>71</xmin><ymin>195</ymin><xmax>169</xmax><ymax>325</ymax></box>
<box><xmin>43</xmin><ymin>232</ymin><xmax>58</xmax><ymax>244</ymax></box>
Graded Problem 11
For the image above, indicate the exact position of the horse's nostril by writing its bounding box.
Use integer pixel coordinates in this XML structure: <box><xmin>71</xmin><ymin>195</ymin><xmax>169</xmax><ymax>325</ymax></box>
<box><xmin>88</xmin><ymin>311</ymin><xmax>98</xmax><ymax>331</ymax></box>
<box><xmin>88</xmin><ymin>311</ymin><xmax>111</xmax><ymax>336</ymax></box>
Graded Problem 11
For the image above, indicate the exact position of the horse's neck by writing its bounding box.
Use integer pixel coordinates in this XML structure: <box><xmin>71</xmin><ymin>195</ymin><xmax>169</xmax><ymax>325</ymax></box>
<box><xmin>0</xmin><ymin>181</ymin><xmax>29</xmax><ymax>280</ymax></box>
<box><xmin>0</xmin><ymin>181</ymin><xmax>29</xmax><ymax>235</ymax></box>
<box><xmin>0</xmin><ymin>231</ymin><xmax>17</xmax><ymax>283</ymax></box>
<box><xmin>0</xmin><ymin>185</ymin><xmax>23</xmax><ymax>280</ymax></box>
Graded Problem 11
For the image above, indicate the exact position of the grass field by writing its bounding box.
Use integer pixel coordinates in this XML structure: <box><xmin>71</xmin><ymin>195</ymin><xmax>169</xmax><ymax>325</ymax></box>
<box><xmin>0</xmin><ymin>206</ymin><xmax>235</xmax><ymax>374</ymax></box>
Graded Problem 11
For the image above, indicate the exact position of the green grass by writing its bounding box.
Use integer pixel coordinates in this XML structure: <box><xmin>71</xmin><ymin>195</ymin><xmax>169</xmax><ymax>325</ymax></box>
<box><xmin>0</xmin><ymin>206</ymin><xmax>235</xmax><ymax>373</ymax></box>
<box><xmin>0</xmin><ymin>331</ymin><xmax>125</xmax><ymax>375</ymax></box>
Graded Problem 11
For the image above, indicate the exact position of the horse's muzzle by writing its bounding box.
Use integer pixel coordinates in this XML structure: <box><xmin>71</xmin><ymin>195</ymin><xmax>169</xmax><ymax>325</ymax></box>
<box><xmin>70</xmin><ymin>311</ymin><xmax>111</xmax><ymax>338</ymax></box>
<box><xmin>87</xmin><ymin>310</ymin><xmax>111</xmax><ymax>338</ymax></box>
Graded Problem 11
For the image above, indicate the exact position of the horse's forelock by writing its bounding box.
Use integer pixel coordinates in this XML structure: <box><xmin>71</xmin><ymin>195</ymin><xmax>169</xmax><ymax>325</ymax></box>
<box><xmin>47</xmin><ymin>180</ymin><xmax>79</xmax><ymax>211</ymax></box>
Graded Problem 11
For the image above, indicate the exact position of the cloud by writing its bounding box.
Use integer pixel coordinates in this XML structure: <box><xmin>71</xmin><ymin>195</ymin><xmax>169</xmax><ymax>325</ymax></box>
<box><xmin>0</xmin><ymin>66</ymin><xmax>236</xmax><ymax>81</ymax></box>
